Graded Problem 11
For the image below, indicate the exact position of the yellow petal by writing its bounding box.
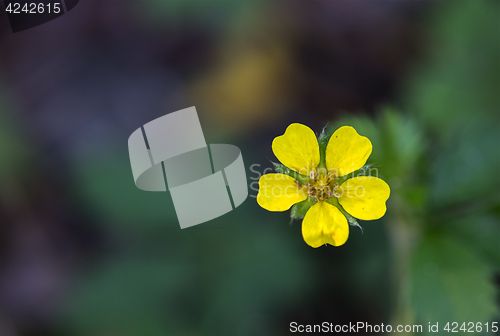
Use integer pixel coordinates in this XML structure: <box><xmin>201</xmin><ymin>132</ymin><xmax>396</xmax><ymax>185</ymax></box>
<box><xmin>337</xmin><ymin>176</ymin><xmax>390</xmax><ymax>220</ymax></box>
<box><xmin>302</xmin><ymin>201</ymin><xmax>349</xmax><ymax>248</ymax></box>
<box><xmin>272</xmin><ymin>123</ymin><xmax>320</xmax><ymax>175</ymax></box>
<box><xmin>326</xmin><ymin>126</ymin><xmax>372</xmax><ymax>177</ymax></box>
<box><xmin>257</xmin><ymin>174</ymin><xmax>307</xmax><ymax>211</ymax></box>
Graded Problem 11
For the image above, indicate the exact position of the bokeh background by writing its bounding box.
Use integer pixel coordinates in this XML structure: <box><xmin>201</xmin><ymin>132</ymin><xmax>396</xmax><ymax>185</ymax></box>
<box><xmin>0</xmin><ymin>0</ymin><xmax>498</xmax><ymax>335</ymax></box>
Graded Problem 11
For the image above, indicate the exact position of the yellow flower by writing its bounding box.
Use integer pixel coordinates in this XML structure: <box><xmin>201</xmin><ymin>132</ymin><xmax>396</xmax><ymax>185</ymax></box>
<box><xmin>257</xmin><ymin>123</ymin><xmax>390</xmax><ymax>248</ymax></box>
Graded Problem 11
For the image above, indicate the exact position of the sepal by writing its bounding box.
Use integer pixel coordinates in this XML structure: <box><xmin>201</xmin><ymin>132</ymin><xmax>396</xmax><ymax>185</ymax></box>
<box><xmin>326</xmin><ymin>197</ymin><xmax>364</xmax><ymax>233</ymax></box>
<box><xmin>317</xmin><ymin>125</ymin><xmax>331</xmax><ymax>169</ymax></box>
<box><xmin>270</xmin><ymin>161</ymin><xmax>310</xmax><ymax>184</ymax></box>
<box><xmin>290</xmin><ymin>196</ymin><xmax>317</xmax><ymax>219</ymax></box>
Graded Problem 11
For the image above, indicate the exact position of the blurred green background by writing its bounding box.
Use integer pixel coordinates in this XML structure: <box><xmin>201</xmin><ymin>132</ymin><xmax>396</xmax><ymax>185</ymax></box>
<box><xmin>0</xmin><ymin>0</ymin><xmax>498</xmax><ymax>335</ymax></box>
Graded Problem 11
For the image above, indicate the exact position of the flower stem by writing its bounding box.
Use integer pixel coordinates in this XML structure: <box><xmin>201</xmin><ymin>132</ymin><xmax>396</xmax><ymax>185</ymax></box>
<box><xmin>387</xmin><ymin>194</ymin><xmax>419</xmax><ymax>334</ymax></box>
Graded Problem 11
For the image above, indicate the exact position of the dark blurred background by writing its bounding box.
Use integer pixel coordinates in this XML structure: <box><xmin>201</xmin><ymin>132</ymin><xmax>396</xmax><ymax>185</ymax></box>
<box><xmin>0</xmin><ymin>1</ymin><xmax>498</xmax><ymax>335</ymax></box>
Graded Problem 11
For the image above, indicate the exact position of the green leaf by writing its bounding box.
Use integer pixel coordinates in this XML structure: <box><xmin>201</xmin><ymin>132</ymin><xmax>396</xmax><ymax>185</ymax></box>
<box><xmin>428</xmin><ymin>123</ymin><xmax>500</xmax><ymax>208</ymax></box>
<box><xmin>411</xmin><ymin>232</ymin><xmax>497</xmax><ymax>331</ymax></box>
<box><xmin>290</xmin><ymin>197</ymin><xmax>317</xmax><ymax>219</ymax></box>
<box><xmin>448</xmin><ymin>214</ymin><xmax>500</xmax><ymax>270</ymax></box>
<box><xmin>405</xmin><ymin>0</ymin><xmax>500</xmax><ymax>135</ymax></box>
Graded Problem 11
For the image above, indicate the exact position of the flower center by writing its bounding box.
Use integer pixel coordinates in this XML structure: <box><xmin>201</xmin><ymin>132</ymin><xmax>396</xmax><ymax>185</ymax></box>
<box><xmin>305</xmin><ymin>168</ymin><xmax>340</xmax><ymax>201</ymax></box>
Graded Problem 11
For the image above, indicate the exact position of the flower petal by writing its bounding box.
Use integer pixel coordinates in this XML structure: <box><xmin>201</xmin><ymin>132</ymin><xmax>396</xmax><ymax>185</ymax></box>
<box><xmin>326</xmin><ymin>126</ymin><xmax>372</xmax><ymax>177</ymax></box>
<box><xmin>257</xmin><ymin>174</ymin><xmax>307</xmax><ymax>211</ymax></box>
<box><xmin>302</xmin><ymin>201</ymin><xmax>349</xmax><ymax>248</ymax></box>
<box><xmin>272</xmin><ymin>123</ymin><xmax>320</xmax><ymax>175</ymax></box>
<box><xmin>337</xmin><ymin>176</ymin><xmax>390</xmax><ymax>220</ymax></box>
